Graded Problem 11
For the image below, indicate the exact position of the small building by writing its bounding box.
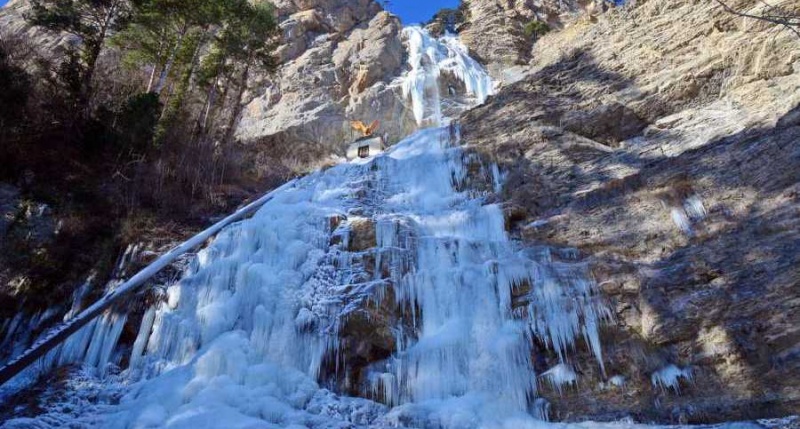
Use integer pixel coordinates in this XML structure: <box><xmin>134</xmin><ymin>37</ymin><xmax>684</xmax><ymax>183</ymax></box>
<box><xmin>346</xmin><ymin>135</ymin><xmax>385</xmax><ymax>160</ymax></box>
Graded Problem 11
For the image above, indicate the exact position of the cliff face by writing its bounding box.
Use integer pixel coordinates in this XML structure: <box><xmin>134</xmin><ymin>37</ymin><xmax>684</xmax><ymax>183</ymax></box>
<box><xmin>460</xmin><ymin>0</ymin><xmax>800</xmax><ymax>422</ymax></box>
<box><xmin>234</xmin><ymin>0</ymin><xmax>418</xmax><ymax>160</ymax></box>
<box><xmin>458</xmin><ymin>0</ymin><xmax>595</xmax><ymax>75</ymax></box>
<box><xmin>0</xmin><ymin>0</ymin><xmax>75</xmax><ymax>57</ymax></box>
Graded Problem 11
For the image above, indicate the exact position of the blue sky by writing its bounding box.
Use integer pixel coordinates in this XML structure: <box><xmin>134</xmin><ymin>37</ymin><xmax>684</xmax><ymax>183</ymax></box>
<box><xmin>384</xmin><ymin>0</ymin><xmax>461</xmax><ymax>25</ymax></box>
<box><xmin>0</xmin><ymin>0</ymin><xmax>461</xmax><ymax>24</ymax></box>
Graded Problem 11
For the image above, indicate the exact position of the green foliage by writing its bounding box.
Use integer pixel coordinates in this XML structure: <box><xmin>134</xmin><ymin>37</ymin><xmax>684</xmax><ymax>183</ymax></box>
<box><xmin>427</xmin><ymin>8</ymin><xmax>466</xmax><ymax>36</ymax></box>
<box><xmin>6</xmin><ymin>0</ymin><xmax>281</xmax><ymax>224</ymax></box>
<box><xmin>27</xmin><ymin>0</ymin><xmax>136</xmax><ymax>114</ymax></box>
<box><xmin>116</xmin><ymin>92</ymin><xmax>162</xmax><ymax>154</ymax></box>
<box><xmin>220</xmin><ymin>0</ymin><xmax>279</xmax><ymax>69</ymax></box>
<box><xmin>523</xmin><ymin>20</ymin><xmax>550</xmax><ymax>40</ymax></box>
<box><xmin>55</xmin><ymin>49</ymin><xmax>85</xmax><ymax>103</ymax></box>
<box><xmin>426</xmin><ymin>1</ymin><xmax>472</xmax><ymax>36</ymax></box>
<box><xmin>113</xmin><ymin>0</ymin><xmax>278</xmax><ymax>144</ymax></box>
<box><xmin>27</xmin><ymin>0</ymin><xmax>135</xmax><ymax>63</ymax></box>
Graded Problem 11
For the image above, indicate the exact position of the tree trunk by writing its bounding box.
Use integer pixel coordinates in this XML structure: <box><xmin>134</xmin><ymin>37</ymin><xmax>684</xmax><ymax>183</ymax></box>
<box><xmin>154</xmin><ymin>23</ymin><xmax>189</xmax><ymax>95</ymax></box>
<box><xmin>223</xmin><ymin>59</ymin><xmax>252</xmax><ymax>145</ymax></box>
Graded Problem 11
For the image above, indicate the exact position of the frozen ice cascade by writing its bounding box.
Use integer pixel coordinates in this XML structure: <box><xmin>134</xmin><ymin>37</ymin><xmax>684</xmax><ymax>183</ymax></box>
<box><xmin>1</xmin><ymin>29</ymin><xmax>616</xmax><ymax>429</ymax></box>
<box><xmin>399</xmin><ymin>27</ymin><xmax>495</xmax><ymax>126</ymax></box>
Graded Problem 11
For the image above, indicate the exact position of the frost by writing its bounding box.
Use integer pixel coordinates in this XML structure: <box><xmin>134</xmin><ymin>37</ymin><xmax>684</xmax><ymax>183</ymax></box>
<box><xmin>2</xmin><ymin>29</ymin><xmax>615</xmax><ymax>429</ymax></box>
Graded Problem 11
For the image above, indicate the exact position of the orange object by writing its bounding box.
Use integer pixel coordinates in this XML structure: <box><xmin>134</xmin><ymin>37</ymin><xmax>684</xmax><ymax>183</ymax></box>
<box><xmin>351</xmin><ymin>120</ymin><xmax>380</xmax><ymax>137</ymax></box>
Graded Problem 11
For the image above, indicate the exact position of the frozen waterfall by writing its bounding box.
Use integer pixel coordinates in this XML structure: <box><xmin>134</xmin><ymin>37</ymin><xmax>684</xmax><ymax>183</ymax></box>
<box><xmin>399</xmin><ymin>27</ymin><xmax>495</xmax><ymax>127</ymax></box>
<box><xmin>95</xmin><ymin>126</ymin><xmax>609</xmax><ymax>429</ymax></box>
<box><xmin>0</xmin><ymin>29</ymin><xmax>612</xmax><ymax>429</ymax></box>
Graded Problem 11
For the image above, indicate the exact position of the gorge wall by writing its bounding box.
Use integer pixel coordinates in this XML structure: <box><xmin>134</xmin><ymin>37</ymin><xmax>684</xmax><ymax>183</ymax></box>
<box><xmin>233</xmin><ymin>0</ymin><xmax>417</xmax><ymax>162</ymax></box>
<box><xmin>459</xmin><ymin>0</ymin><xmax>800</xmax><ymax>422</ymax></box>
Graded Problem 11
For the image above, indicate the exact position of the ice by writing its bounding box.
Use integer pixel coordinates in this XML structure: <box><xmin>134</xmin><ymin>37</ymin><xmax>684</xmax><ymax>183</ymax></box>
<box><xmin>399</xmin><ymin>27</ymin><xmax>495</xmax><ymax>126</ymax></box>
<box><xmin>671</xmin><ymin>207</ymin><xmax>693</xmax><ymax>234</ymax></box>
<box><xmin>608</xmin><ymin>375</ymin><xmax>627</xmax><ymax>388</ymax></box>
<box><xmin>671</xmin><ymin>195</ymin><xmax>707</xmax><ymax>236</ymax></box>
<box><xmin>684</xmin><ymin>195</ymin><xmax>707</xmax><ymax>222</ymax></box>
<box><xmin>2</xmin><ymin>29</ymin><xmax>615</xmax><ymax>429</ymax></box>
<box><xmin>651</xmin><ymin>364</ymin><xmax>693</xmax><ymax>394</ymax></box>
<box><xmin>66</xmin><ymin>124</ymin><xmax>608</xmax><ymax>428</ymax></box>
<box><xmin>540</xmin><ymin>363</ymin><xmax>578</xmax><ymax>395</ymax></box>
<box><xmin>532</xmin><ymin>398</ymin><xmax>551</xmax><ymax>421</ymax></box>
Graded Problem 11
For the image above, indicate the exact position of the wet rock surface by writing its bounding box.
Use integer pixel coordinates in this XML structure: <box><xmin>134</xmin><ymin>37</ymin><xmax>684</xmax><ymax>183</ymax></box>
<box><xmin>461</xmin><ymin>0</ymin><xmax>800</xmax><ymax>423</ymax></box>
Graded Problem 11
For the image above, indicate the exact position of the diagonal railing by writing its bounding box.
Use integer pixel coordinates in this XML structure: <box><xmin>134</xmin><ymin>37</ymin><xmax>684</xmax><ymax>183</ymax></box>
<box><xmin>0</xmin><ymin>180</ymin><xmax>296</xmax><ymax>387</ymax></box>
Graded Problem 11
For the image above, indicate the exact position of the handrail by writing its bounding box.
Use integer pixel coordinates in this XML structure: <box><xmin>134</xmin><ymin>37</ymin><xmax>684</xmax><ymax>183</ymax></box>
<box><xmin>0</xmin><ymin>180</ymin><xmax>296</xmax><ymax>387</ymax></box>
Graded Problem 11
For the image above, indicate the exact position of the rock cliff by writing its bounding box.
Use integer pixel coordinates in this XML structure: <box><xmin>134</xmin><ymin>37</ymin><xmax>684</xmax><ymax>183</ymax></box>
<box><xmin>458</xmin><ymin>0</ymin><xmax>596</xmax><ymax>76</ymax></box>
<box><xmin>234</xmin><ymin>0</ymin><xmax>419</xmax><ymax>160</ymax></box>
<box><xmin>460</xmin><ymin>0</ymin><xmax>800</xmax><ymax>422</ymax></box>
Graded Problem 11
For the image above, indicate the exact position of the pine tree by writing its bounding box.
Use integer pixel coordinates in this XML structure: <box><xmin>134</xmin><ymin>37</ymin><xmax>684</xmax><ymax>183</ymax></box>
<box><xmin>27</xmin><ymin>0</ymin><xmax>135</xmax><ymax>115</ymax></box>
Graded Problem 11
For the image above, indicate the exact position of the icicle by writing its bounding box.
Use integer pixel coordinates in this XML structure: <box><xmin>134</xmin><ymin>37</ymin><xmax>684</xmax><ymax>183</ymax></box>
<box><xmin>11</xmin><ymin>27</ymin><xmax>616</xmax><ymax>429</ymax></box>
<box><xmin>651</xmin><ymin>364</ymin><xmax>693</xmax><ymax>394</ymax></box>
<box><xmin>399</xmin><ymin>27</ymin><xmax>495</xmax><ymax>127</ymax></box>
<box><xmin>129</xmin><ymin>306</ymin><xmax>157</xmax><ymax>371</ymax></box>
<box><xmin>540</xmin><ymin>363</ymin><xmax>578</xmax><ymax>395</ymax></box>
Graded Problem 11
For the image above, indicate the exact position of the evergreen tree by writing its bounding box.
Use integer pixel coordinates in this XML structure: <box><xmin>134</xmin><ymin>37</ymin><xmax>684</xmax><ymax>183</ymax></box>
<box><xmin>27</xmin><ymin>0</ymin><xmax>135</xmax><ymax>114</ymax></box>
<box><xmin>112</xmin><ymin>0</ymin><xmax>278</xmax><ymax>143</ymax></box>
<box><xmin>199</xmin><ymin>0</ymin><xmax>279</xmax><ymax>137</ymax></box>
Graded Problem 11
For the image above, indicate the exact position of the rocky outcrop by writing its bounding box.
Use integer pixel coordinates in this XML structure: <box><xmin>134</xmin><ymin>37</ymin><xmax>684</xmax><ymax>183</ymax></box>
<box><xmin>235</xmin><ymin>2</ymin><xmax>418</xmax><ymax>159</ymax></box>
<box><xmin>0</xmin><ymin>0</ymin><xmax>76</xmax><ymax>58</ymax></box>
<box><xmin>461</xmin><ymin>0</ymin><xmax>800</xmax><ymax>422</ymax></box>
<box><xmin>458</xmin><ymin>0</ymin><xmax>595</xmax><ymax>75</ymax></box>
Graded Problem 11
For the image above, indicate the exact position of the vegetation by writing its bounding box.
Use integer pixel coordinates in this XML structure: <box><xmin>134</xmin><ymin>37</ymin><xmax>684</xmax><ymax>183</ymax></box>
<box><xmin>714</xmin><ymin>0</ymin><xmax>800</xmax><ymax>39</ymax></box>
<box><xmin>523</xmin><ymin>20</ymin><xmax>550</xmax><ymax>41</ymax></box>
<box><xmin>0</xmin><ymin>0</ymin><xmax>282</xmax><ymax>312</ymax></box>
<box><xmin>426</xmin><ymin>1</ymin><xmax>471</xmax><ymax>36</ymax></box>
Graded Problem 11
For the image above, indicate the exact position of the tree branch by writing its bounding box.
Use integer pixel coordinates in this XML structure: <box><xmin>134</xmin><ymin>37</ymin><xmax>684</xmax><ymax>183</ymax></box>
<box><xmin>713</xmin><ymin>0</ymin><xmax>800</xmax><ymax>39</ymax></box>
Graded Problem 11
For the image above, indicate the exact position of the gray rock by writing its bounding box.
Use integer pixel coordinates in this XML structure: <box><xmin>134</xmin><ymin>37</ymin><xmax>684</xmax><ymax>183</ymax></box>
<box><xmin>235</xmin><ymin>6</ymin><xmax>417</xmax><ymax>158</ymax></box>
<box><xmin>461</xmin><ymin>0</ymin><xmax>800</xmax><ymax>422</ymax></box>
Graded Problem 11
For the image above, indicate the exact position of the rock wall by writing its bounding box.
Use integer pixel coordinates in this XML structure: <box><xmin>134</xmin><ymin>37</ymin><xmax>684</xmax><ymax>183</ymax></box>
<box><xmin>460</xmin><ymin>0</ymin><xmax>800</xmax><ymax>422</ymax></box>
<box><xmin>457</xmin><ymin>0</ymin><xmax>595</xmax><ymax>75</ymax></box>
<box><xmin>235</xmin><ymin>1</ymin><xmax>418</xmax><ymax>159</ymax></box>
<box><xmin>0</xmin><ymin>0</ymin><xmax>76</xmax><ymax>58</ymax></box>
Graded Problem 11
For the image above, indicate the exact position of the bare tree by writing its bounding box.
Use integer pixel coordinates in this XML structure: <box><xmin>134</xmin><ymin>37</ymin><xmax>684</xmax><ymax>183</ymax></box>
<box><xmin>714</xmin><ymin>0</ymin><xmax>800</xmax><ymax>39</ymax></box>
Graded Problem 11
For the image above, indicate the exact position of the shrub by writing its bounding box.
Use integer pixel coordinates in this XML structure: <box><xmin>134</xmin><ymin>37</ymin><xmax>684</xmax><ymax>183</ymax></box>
<box><xmin>116</xmin><ymin>92</ymin><xmax>162</xmax><ymax>155</ymax></box>
<box><xmin>523</xmin><ymin>20</ymin><xmax>551</xmax><ymax>40</ymax></box>
<box><xmin>427</xmin><ymin>6</ymin><xmax>468</xmax><ymax>36</ymax></box>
